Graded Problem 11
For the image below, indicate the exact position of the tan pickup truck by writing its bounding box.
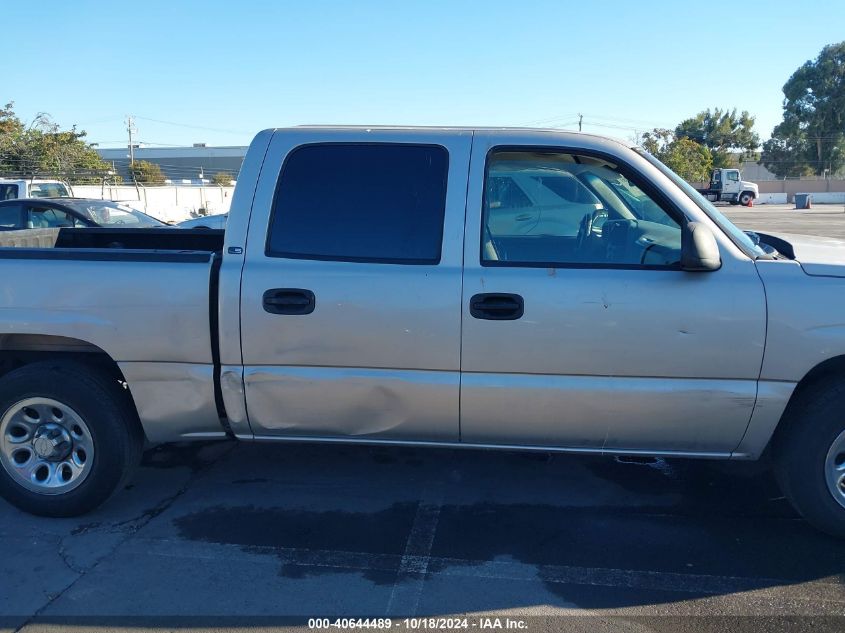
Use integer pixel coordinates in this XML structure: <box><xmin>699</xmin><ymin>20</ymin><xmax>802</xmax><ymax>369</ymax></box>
<box><xmin>2</xmin><ymin>127</ymin><xmax>845</xmax><ymax>538</ymax></box>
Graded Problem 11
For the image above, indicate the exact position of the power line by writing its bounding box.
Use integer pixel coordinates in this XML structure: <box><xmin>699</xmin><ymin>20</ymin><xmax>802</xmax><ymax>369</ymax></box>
<box><xmin>581</xmin><ymin>113</ymin><xmax>676</xmax><ymax>128</ymax></box>
<box><xmin>133</xmin><ymin>116</ymin><xmax>251</xmax><ymax>136</ymax></box>
<box><xmin>516</xmin><ymin>113</ymin><xmax>581</xmax><ymax>126</ymax></box>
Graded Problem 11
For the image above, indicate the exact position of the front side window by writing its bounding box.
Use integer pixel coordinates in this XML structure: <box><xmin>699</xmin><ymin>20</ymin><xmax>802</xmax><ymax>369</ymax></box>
<box><xmin>482</xmin><ymin>150</ymin><xmax>682</xmax><ymax>267</ymax></box>
<box><xmin>267</xmin><ymin>143</ymin><xmax>449</xmax><ymax>263</ymax></box>
<box><xmin>727</xmin><ymin>171</ymin><xmax>740</xmax><ymax>182</ymax></box>
<box><xmin>0</xmin><ymin>204</ymin><xmax>23</xmax><ymax>229</ymax></box>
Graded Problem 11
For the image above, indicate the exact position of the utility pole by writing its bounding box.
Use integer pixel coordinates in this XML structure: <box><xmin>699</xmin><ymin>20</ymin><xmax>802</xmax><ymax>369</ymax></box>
<box><xmin>578</xmin><ymin>114</ymin><xmax>583</xmax><ymax>132</ymax></box>
<box><xmin>126</xmin><ymin>115</ymin><xmax>141</xmax><ymax>195</ymax></box>
<box><xmin>126</xmin><ymin>115</ymin><xmax>136</xmax><ymax>167</ymax></box>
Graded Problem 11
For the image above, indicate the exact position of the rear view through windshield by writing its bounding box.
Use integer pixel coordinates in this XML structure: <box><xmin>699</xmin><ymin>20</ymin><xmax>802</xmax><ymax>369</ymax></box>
<box><xmin>29</xmin><ymin>183</ymin><xmax>71</xmax><ymax>198</ymax></box>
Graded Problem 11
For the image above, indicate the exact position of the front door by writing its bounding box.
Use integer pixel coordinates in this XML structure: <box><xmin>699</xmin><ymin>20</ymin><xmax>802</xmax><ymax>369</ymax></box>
<box><xmin>724</xmin><ymin>169</ymin><xmax>741</xmax><ymax>196</ymax></box>
<box><xmin>460</xmin><ymin>137</ymin><xmax>766</xmax><ymax>455</ymax></box>
<box><xmin>238</xmin><ymin>130</ymin><xmax>472</xmax><ymax>441</ymax></box>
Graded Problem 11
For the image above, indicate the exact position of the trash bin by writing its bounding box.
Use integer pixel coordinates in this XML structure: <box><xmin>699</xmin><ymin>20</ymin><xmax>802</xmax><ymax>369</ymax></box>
<box><xmin>795</xmin><ymin>193</ymin><xmax>812</xmax><ymax>209</ymax></box>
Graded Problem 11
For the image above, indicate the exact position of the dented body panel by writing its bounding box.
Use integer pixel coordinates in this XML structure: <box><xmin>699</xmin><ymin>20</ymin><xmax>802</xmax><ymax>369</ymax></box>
<box><xmin>235</xmin><ymin>128</ymin><xmax>471</xmax><ymax>440</ymax></box>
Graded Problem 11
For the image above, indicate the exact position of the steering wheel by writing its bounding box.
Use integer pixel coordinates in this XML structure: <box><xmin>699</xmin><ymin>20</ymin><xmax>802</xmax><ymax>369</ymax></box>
<box><xmin>577</xmin><ymin>208</ymin><xmax>609</xmax><ymax>252</ymax></box>
<box><xmin>575</xmin><ymin>212</ymin><xmax>594</xmax><ymax>252</ymax></box>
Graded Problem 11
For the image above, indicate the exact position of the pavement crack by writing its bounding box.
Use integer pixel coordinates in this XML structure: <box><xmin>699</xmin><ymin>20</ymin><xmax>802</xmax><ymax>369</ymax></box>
<box><xmin>55</xmin><ymin>535</ymin><xmax>85</xmax><ymax>575</ymax></box>
<box><xmin>109</xmin><ymin>442</ymin><xmax>238</xmax><ymax>533</ymax></box>
<box><xmin>12</xmin><ymin>441</ymin><xmax>238</xmax><ymax>632</ymax></box>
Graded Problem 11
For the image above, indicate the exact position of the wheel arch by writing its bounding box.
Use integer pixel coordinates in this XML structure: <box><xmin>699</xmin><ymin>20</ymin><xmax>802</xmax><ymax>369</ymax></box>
<box><xmin>792</xmin><ymin>355</ymin><xmax>845</xmax><ymax>401</ymax></box>
<box><xmin>770</xmin><ymin>355</ymin><xmax>845</xmax><ymax>444</ymax></box>
<box><xmin>0</xmin><ymin>334</ymin><xmax>144</xmax><ymax>438</ymax></box>
<box><xmin>0</xmin><ymin>334</ymin><xmax>121</xmax><ymax>377</ymax></box>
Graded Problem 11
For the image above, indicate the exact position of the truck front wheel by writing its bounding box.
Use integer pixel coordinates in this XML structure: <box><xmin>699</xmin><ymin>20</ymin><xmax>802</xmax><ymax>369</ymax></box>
<box><xmin>773</xmin><ymin>377</ymin><xmax>845</xmax><ymax>537</ymax></box>
<box><xmin>740</xmin><ymin>191</ymin><xmax>754</xmax><ymax>207</ymax></box>
<box><xmin>0</xmin><ymin>361</ymin><xmax>143</xmax><ymax>517</ymax></box>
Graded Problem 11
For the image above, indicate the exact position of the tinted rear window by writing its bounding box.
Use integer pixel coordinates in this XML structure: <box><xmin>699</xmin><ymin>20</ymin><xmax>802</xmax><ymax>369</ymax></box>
<box><xmin>267</xmin><ymin>143</ymin><xmax>449</xmax><ymax>263</ymax></box>
<box><xmin>0</xmin><ymin>184</ymin><xmax>19</xmax><ymax>200</ymax></box>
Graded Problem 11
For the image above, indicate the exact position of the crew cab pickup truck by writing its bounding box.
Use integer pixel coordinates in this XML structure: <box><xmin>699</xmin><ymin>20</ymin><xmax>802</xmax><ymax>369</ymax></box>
<box><xmin>2</xmin><ymin>127</ymin><xmax>845</xmax><ymax>537</ymax></box>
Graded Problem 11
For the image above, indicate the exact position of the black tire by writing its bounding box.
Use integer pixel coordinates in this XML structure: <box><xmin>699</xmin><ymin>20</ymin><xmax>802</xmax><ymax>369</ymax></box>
<box><xmin>740</xmin><ymin>191</ymin><xmax>754</xmax><ymax>206</ymax></box>
<box><xmin>772</xmin><ymin>376</ymin><xmax>845</xmax><ymax>538</ymax></box>
<box><xmin>0</xmin><ymin>360</ymin><xmax>143</xmax><ymax>517</ymax></box>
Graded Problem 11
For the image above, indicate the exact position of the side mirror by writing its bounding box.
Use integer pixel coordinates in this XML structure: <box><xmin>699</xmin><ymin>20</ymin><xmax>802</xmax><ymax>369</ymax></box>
<box><xmin>681</xmin><ymin>222</ymin><xmax>721</xmax><ymax>272</ymax></box>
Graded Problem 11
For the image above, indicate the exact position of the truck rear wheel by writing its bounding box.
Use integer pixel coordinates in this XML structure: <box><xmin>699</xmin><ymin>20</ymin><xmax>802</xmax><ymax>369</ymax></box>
<box><xmin>0</xmin><ymin>361</ymin><xmax>143</xmax><ymax>517</ymax></box>
<box><xmin>773</xmin><ymin>377</ymin><xmax>845</xmax><ymax>537</ymax></box>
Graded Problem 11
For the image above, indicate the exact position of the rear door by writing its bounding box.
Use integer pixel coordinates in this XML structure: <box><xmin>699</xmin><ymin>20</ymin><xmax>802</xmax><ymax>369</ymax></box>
<box><xmin>238</xmin><ymin>129</ymin><xmax>472</xmax><ymax>441</ymax></box>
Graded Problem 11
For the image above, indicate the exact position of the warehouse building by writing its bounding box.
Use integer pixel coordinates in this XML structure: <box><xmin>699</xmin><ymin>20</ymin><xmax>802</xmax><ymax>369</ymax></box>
<box><xmin>96</xmin><ymin>144</ymin><xmax>247</xmax><ymax>183</ymax></box>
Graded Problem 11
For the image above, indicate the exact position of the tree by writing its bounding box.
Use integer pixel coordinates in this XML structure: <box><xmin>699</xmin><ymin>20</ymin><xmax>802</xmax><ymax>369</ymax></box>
<box><xmin>0</xmin><ymin>102</ymin><xmax>115</xmax><ymax>184</ymax></box>
<box><xmin>212</xmin><ymin>171</ymin><xmax>234</xmax><ymax>186</ymax></box>
<box><xmin>641</xmin><ymin>128</ymin><xmax>713</xmax><ymax>182</ymax></box>
<box><xmin>130</xmin><ymin>160</ymin><xmax>166</xmax><ymax>184</ymax></box>
<box><xmin>759</xmin><ymin>135</ymin><xmax>816</xmax><ymax>179</ymax></box>
<box><xmin>761</xmin><ymin>42</ymin><xmax>845</xmax><ymax>178</ymax></box>
<box><xmin>675</xmin><ymin>108</ymin><xmax>760</xmax><ymax>167</ymax></box>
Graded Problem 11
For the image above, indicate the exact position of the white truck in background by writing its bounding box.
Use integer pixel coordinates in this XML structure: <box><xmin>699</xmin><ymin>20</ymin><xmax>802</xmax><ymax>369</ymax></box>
<box><xmin>0</xmin><ymin>179</ymin><xmax>73</xmax><ymax>200</ymax></box>
<box><xmin>696</xmin><ymin>168</ymin><xmax>758</xmax><ymax>207</ymax></box>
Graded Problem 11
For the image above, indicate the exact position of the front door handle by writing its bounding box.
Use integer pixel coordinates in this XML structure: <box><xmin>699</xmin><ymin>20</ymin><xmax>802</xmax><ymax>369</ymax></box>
<box><xmin>469</xmin><ymin>293</ymin><xmax>524</xmax><ymax>320</ymax></box>
<box><xmin>263</xmin><ymin>288</ymin><xmax>315</xmax><ymax>315</ymax></box>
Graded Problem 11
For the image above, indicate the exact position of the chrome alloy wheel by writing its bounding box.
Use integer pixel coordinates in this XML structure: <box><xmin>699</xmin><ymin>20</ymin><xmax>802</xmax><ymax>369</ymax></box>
<box><xmin>0</xmin><ymin>398</ymin><xmax>94</xmax><ymax>494</ymax></box>
<box><xmin>825</xmin><ymin>429</ymin><xmax>845</xmax><ymax>509</ymax></box>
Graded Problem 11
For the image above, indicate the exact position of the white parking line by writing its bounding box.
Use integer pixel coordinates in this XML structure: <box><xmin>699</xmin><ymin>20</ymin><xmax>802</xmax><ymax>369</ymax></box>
<box><xmin>385</xmin><ymin>491</ymin><xmax>444</xmax><ymax>617</ymax></box>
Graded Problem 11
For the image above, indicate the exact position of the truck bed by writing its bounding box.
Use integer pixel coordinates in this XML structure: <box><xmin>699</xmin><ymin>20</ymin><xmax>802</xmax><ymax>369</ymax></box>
<box><xmin>0</xmin><ymin>226</ymin><xmax>227</xmax><ymax>442</ymax></box>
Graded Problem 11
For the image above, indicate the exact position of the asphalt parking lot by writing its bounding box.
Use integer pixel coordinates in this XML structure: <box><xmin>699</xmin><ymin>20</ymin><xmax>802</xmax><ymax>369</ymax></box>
<box><xmin>3</xmin><ymin>205</ymin><xmax>845</xmax><ymax>633</ymax></box>
<box><xmin>723</xmin><ymin>202</ymin><xmax>845</xmax><ymax>240</ymax></box>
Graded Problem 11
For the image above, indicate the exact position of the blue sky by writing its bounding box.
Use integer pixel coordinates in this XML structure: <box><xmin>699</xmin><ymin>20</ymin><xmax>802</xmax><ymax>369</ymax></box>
<box><xmin>4</xmin><ymin>0</ymin><xmax>844</xmax><ymax>148</ymax></box>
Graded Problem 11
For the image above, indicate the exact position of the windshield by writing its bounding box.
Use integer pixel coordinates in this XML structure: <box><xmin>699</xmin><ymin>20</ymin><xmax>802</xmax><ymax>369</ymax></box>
<box><xmin>29</xmin><ymin>183</ymin><xmax>70</xmax><ymax>198</ymax></box>
<box><xmin>634</xmin><ymin>149</ymin><xmax>767</xmax><ymax>258</ymax></box>
<box><xmin>60</xmin><ymin>200</ymin><xmax>166</xmax><ymax>227</ymax></box>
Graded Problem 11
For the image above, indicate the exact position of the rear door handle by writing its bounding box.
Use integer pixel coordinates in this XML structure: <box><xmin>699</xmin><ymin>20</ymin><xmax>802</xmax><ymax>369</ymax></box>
<box><xmin>469</xmin><ymin>293</ymin><xmax>524</xmax><ymax>320</ymax></box>
<box><xmin>262</xmin><ymin>288</ymin><xmax>315</xmax><ymax>315</ymax></box>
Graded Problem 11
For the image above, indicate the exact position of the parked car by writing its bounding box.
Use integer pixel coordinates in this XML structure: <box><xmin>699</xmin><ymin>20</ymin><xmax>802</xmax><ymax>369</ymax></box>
<box><xmin>0</xmin><ymin>198</ymin><xmax>167</xmax><ymax>230</ymax></box>
<box><xmin>0</xmin><ymin>179</ymin><xmax>72</xmax><ymax>200</ymax></box>
<box><xmin>2</xmin><ymin>126</ymin><xmax>845</xmax><ymax>539</ymax></box>
<box><xmin>178</xmin><ymin>213</ymin><xmax>228</xmax><ymax>229</ymax></box>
